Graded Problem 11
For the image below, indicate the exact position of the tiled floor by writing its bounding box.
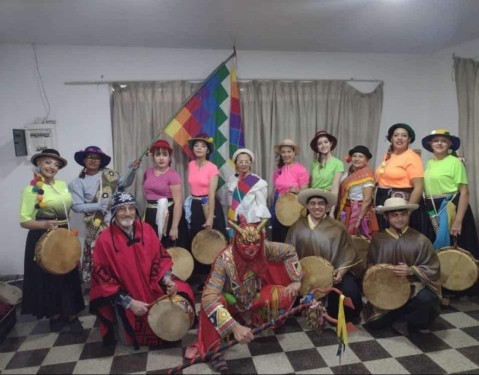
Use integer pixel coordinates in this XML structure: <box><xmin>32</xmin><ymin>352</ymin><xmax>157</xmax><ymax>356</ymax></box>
<box><xmin>1</xmin><ymin>289</ymin><xmax>479</xmax><ymax>374</ymax></box>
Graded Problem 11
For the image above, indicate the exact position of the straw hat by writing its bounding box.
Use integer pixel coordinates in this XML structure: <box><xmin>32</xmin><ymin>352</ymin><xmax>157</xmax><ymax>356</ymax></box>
<box><xmin>297</xmin><ymin>188</ymin><xmax>338</xmax><ymax>208</ymax></box>
<box><xmin>375</xmin><ymin>197</ymin><xmax>418</xmax><ymax>214</ymax></box>
<box><xmin>274</xmin><ymin>139</ymin><xmax>300</xmax><ymax>154</ymax></box>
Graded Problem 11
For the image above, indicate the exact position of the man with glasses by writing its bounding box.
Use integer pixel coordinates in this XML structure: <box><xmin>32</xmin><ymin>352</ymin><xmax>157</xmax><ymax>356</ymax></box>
<box><xmin>285</xmin><ymin>188</ymin><xmax>362</xmax><ymax>323</ymax></box>
<box><xmin>89</xmin><ymin>191</ymin><xmax>195</xmax><ymax>348</ymax></box>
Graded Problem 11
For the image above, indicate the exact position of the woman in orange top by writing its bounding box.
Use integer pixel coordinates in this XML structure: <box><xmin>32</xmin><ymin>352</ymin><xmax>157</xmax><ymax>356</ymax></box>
<box><xmin>375</xmin><ymin>123</ymin><xmax>431</xmax><ymax>233</ymax></box>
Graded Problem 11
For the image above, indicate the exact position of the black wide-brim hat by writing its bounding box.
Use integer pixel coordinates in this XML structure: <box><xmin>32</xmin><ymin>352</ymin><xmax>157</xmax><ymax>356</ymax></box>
<box><xmin>421</xmin><ymin>129</ymin><xmax>460</xmax><ymax>153</ymax></box>
<box><xmin>74</xmin><ymin>146</ymin><xmax>111</xmax><ymax>168</ymax></box>
<box><xmin>31</xmin><ymin>149</ymin><xmax>67</xmax><ymax>169</ymax></box>
<box><xmin>387</xmin><ymin>123</ymin><xmax>416</xmax><ymax>143</ymax></box>
<box><xmin>349</xmin><ymin>145</ymin><xmax>372</xmax><ymax>160</ymax></box>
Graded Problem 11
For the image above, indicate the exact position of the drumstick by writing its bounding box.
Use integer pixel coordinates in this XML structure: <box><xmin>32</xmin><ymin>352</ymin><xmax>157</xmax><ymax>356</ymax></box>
<box><xmin>166</xmin><ymin>287</ymin><xmax>349</xmax><ymax>374</ymax></box>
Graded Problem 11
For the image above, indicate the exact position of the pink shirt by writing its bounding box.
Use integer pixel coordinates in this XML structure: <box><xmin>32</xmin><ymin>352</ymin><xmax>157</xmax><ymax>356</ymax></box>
<box><xmin>188</xmin><ymin>161</ymin><xmax>219</xmax><ymax>196</ymax></box>
<box><xmin>143</xmin><ymin>167</ymin><xmax>181</xmax><ymax>200</ymax></box>
<box><xmin>273</xmin><ymin>162</ymin><xmax>310</xmax><ymax>195</ymax></box>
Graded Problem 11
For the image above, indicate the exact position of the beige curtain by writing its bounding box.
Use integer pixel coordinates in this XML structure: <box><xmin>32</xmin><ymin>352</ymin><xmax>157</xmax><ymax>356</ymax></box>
<box><xmin>111</xmin><ymin>79</ymin><xmax>383</xmax><ymax>213</ymax></box>
<box><xmin>239</xmin><ymin>80</ymin><xmax>383</xmax><ymax>204</ymax></box>
<box><xmin>454</xmin><ymin>57</ymin><xmax>479</xmax><ymax>231</ymax></box>
<box><xmin>111</xmin><ymin>82</ymin><xmax>199</xmax><ymax>214</ymax></box>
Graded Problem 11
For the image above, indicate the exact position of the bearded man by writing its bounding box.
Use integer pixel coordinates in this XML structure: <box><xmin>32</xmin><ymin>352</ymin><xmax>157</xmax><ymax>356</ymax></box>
<box><xmin>89</xmin><ymin>191</ymin><xmax>195</xmax><ymax>348</ymax></box>
<box><xmin>185</xmin><ymin>219</ymin><xmax>302</xmax><ymax>373</ymax></box>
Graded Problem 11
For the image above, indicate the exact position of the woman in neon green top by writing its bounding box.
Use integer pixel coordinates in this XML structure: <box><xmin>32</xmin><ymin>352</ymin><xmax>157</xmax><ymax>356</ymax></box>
<box><xmin>422</xmin><ymin>129</ymin><xmax>478</xmax><ymax>258</ymax></box>
<box><xmin>19</xmin><ymin>149</ymin><xmax>85</xmax><ymax>333</ymax></box>
<box><xmin>309</xmin><ymin>130</ymin><xmax>344</xmax><ymax>216</ymax></box>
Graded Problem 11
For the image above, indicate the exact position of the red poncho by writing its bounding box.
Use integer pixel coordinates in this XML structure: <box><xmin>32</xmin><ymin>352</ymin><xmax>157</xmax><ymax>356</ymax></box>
<box><xmin>89</xmin><ymin>220</ymin><xmax>194</xmax><ymax>347</ymax></box>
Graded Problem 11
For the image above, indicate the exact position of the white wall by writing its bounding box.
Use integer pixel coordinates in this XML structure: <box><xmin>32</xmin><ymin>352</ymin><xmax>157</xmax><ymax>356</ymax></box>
<box><xmin>1</xmin><ymin>41</ymin><xmax>478</xmax><ymax>275</ymax></box>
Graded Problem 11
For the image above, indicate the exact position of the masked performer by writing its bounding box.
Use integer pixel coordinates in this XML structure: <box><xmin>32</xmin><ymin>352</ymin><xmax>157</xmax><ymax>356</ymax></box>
<box><xmin>185</xmin><ymin>219</ymin><xmax>302</xmax><ymax>373</ymax></box>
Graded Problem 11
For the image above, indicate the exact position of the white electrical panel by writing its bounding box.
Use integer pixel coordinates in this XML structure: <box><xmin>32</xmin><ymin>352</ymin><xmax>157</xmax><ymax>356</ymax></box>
<box><xmin>24</xmin><ymin>123</ymin><xmax>57</xmax><ymax>156</ymax></box>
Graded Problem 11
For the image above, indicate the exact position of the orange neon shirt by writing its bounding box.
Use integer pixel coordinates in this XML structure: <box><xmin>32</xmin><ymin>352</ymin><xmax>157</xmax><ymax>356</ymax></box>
<box><xmin>375</xmin><ymin>148</ymin><xmax>423</xmax><ymax>188</ymax></box>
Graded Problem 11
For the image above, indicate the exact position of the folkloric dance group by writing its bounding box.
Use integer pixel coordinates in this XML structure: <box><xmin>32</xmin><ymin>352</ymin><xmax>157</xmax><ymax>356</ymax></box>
<box><xmin>19</xmin><ymin>123</ymin><xmax>479</xmax><ymax>373</ymax></box>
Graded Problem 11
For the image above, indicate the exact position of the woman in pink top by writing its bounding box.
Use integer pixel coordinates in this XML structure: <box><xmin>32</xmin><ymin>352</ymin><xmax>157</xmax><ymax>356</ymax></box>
<box><xmin>143</xmin><ymin>139</ymin><xmax>189</xmax><ymax>250</ymax></box>
<box><xmin>186</xmin><ymin>134</ymin><xmax>227</xmax><ymax>284</ymax></box>
<box><xmin>271</xmin><ymin>139</ymin><xmax>309</xmax><ymax>242</ymax></box>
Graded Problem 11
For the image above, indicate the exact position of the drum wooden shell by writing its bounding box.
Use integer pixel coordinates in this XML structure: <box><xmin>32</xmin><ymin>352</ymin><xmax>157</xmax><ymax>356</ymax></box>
<box><xmin>166</xmin><ymin>247</ymin><xmax>194</xmax><ymax>281</ymax></box>
<box><xmin>34</xmin><ymin>228</ymin><xmax>81</xmax><ymax>275</ymax></box>
<box><xmin>363</xmin><ymin>264</ymin><xmax>410</xmax><ymax>310</ymax></box>
<box><xmin>147</xmin><ymin>295</ymin><xmax>195</xmax><ymax>341</ymax></box>
<box><xmin>350</xmin><ymin>235</ymin><xmax>370</xmax><ymax>278</ymax></box>
<box><xmin>299</xmin><ymin>256</ymin><xmax>334</xmax><ymax>297</ymax></box>
<box><xmin>275</xmin><ymin>193</ymin><xmax>303</xmax><ymax>226</ymax></box>
<box><xmin>437</xmin><ymin>247</ymin><xmax>479</xmax><ymax>291</ymax></box>
<box><xmin>191</xmin><ymin>229</ymin><xmax>227</xmax><ymax>265</ymax></box>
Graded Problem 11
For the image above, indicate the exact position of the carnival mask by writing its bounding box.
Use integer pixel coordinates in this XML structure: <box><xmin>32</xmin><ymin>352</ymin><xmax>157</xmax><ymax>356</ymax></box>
<box><xmin>228</xmin><ymin>219</ymin><xmax>268</xmax><ymax>260</ymax></box>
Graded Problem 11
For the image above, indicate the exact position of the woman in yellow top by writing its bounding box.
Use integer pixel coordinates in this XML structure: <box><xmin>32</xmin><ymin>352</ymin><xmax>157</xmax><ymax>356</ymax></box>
<box><xmin>19</xmin><ymin>149</ymin><xmax>85</xmax><ymax>333</ymax></box>
<box><xmin>375</xmin><ymin>123</ymin><xmax>430</xmax><ymax>233</ymax></box>
<box><xmin>422</xmin><ymin>129</ymin><xmax>478</xmax><ymax>257</ymax></box>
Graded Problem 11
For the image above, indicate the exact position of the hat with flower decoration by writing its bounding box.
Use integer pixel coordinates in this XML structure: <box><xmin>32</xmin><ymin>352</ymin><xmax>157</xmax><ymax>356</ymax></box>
<box><xmin>421</xmin><ymin>129</ymin><xmax>460</xmax><ymax>153</ymax></box>
<box><xmin>187</xmin><ymin>133</ymin><xmax>215</xmax><ymax>154</ymax></box>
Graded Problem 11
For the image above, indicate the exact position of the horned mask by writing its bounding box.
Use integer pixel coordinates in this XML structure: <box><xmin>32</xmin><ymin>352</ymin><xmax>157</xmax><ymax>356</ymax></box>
<box><xmin>228</xmin><ymin>219</ymin><xmax>268</xmax><ymax>260</ymax></box>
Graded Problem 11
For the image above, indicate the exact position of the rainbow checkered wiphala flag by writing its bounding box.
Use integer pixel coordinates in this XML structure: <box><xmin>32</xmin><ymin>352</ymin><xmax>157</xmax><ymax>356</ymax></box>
<box><xmin>165</xmin><ymin>52</ymin><xmax>244</xmax><ymax>202</ymax></box>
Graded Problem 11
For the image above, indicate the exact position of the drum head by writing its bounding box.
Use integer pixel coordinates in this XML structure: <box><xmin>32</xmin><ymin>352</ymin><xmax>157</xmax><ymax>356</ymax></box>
<box><xmin>276</xmin><ymin>193</ymin><xmax>303</xmax><ymax>227</ymax></box>
<box><xmin>350</xmin><ymin>235</ymin><xmax>370</xmax><ymax>277</ymax></box>
<box><xmin>166</xmin><ymin>247</ymin><xmax>194</xmax><ymax>281</ymax></box>
<box><xmin>299</xmin><ymin>256</ymin><xmax>334</xmax><ymax>297</ymax></box>
<box><xmin>191</xmin><ymin>229</ymin><xmax>227</xmax><ymax>264</ymax></box>
<box><xmin>36</xmin><ymin>228</ymin><xmax>81</xmax><ymax>275</ymax></box>
<box><xmin>147</xmin><ymin>297</ymin><xmax>192</xmax><ymax>341</ymax></box>
<box><xmin>363</xmin><ymin>264</ymin><xmax>410</xmax><ymax>310</ymax></box>
<box><xmin>437</xmin><ymin>247</ymin><xmax>479</xmax><ymax>291</ymax></box>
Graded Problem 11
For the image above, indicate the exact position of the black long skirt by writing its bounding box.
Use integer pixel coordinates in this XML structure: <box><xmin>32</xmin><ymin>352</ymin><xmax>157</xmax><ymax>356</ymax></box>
<box><xmin>375</xmin><ymin>187</ymin><xmax>434</xmax><ymax>237</ymax></box>
<box><xmin>144</xmin><ymin>200</ymin><xmax>190</xmax><ymax>250</ymax></box>
<box><xmin>21</xmin><ymin>227</ymin><xmax>85</xmax><ymax>319</ymax></box>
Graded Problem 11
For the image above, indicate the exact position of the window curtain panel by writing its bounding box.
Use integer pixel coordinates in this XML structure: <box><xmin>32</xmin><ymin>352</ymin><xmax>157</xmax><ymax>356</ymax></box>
<box><xmin>111</xmin><ymin>81</ymin><xmax>199</xmax><ymax>214</ymax></box>
<box><xmin>111</xmin><ymin>80</ymin><xmax>383</xmax><ymax>214</ymax></box>
<box><xmin>454</xmin><ymin>57</ymin><xmax>479</xmax><ymax>233</ymax></box>
<box><xmin>239</xmin><ymin>80</ymin><xmax>383</xmax><ymax>204</ymax></box>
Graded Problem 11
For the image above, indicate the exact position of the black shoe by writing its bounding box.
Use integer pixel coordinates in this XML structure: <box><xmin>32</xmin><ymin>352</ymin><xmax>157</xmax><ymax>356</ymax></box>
<box><xmin>68</xmin><ymin>318</ymin><xmax>84</xmax><ymax>335</ymax></box>
<box><xmin>49</xmin><ymin>317</ymin><xmax>66</xmax><ymax>332</ymax></box>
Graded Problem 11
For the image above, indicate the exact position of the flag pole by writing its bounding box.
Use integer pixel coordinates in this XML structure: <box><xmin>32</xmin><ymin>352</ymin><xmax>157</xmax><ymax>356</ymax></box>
<box><xmin>134</xmin><ymin>49</ymin><xmax>237</xmax><ymax>162</ymax></box>
<box><xmin>118</xmin><ymin>49</ymin><xmax>237</xmax><ymax>188</ymax></box>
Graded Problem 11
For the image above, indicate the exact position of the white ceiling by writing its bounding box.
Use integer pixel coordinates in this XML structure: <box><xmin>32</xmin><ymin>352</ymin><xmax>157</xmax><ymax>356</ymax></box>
<box><xmin>1</xmin><ymin>0</ymin><xmax>479</xmax><ymax>54</ymax></box>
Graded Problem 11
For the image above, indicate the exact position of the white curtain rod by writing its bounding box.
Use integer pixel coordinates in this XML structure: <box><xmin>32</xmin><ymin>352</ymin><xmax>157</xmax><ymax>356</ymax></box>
<box><xmin>64</xmin><ymin>77</ymin><xmax>383</xmax><ymax>85</ymax></box>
